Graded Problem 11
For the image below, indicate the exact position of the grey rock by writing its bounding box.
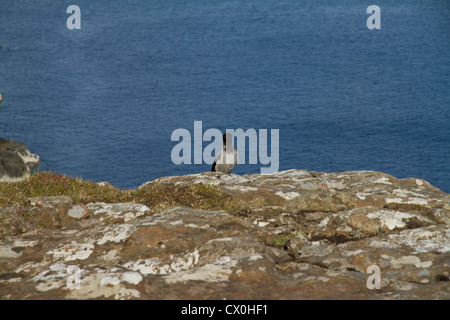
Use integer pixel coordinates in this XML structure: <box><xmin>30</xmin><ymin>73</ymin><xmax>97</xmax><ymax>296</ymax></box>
<box><xmin>0</xmin><ymin>170</ymin><xmax>449</xmax><ymax>299</ymax></box>
<box><xmin>87</xmin><ymin>202</ymin><xmax>149</xmax><ymax>222</ymax></box>
<box><xmin>67</xmin><ymin>205</ymin><xmax>90</xmax><ymax>219</ymax></box>
<box><xmin>0</xmin><ymin>138</ymin><xmax>40</xmax><ymax>182</ymax></box>
<box><xmin>0</xmin><ymin>149</ymin><xmax>30</xmax><ymax>182</ymax></box>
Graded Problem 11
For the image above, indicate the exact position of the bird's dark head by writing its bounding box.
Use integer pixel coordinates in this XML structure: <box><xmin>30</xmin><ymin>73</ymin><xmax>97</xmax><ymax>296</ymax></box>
<box><xmin>223</xmin><ymin>133</ymin><xmax>233</xmax><ymax>145</ymax></box>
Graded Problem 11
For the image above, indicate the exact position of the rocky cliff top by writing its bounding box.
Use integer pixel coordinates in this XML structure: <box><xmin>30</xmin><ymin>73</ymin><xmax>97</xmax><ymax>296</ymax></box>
<box><xmin>0</xmin><ymin>169</ymin><xmax>449</xmax><ymax>299</ymax></box>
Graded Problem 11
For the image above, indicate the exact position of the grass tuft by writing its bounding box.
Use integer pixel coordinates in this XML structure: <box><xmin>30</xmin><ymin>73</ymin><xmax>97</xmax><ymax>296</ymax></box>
<box><xmin>0</xmin><ymin>172</ymin><xmax>277</xmax><ymax>214</ymax></box>
<box><xmin>0</xmin><ymin>172</ymin><xmax>130</xmax><ymax>207</ymax></box>
<box><xmin>0</xmin><ymin>172</ymin><xmax>268</xmax><ymax>238</ymax></box>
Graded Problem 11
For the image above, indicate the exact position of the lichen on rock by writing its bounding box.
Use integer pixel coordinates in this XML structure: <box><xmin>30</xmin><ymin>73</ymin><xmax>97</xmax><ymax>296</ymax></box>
<box><xmin>0</xmin><ymin>169</ymin><xmax>448</xmax><ymax>299</ymax></box>
<box><xmin>0</xmin><ymin>138</ymin><xmax>40</xmax><ymax>182</ymax></box>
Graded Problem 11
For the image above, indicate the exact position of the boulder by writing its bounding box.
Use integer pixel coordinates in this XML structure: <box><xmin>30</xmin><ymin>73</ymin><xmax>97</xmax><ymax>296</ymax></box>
<box><xmin>0</xmin><ymin>196</ymin><xmax>90</xmax><ymax>238</ymax></box>
<box><xmin>0</xmin><ymin>170</ymin><xmax>448</xmax><ymax>299</ymax></box>
<box><xmin>0</xmin><ymin>138</ymin><xmax>40</xmax><ymax>182</ymax></box>
<box><xmin>0</xmin><ymin>149</ymin><xmax>30</xmax><ymax>182</ymax></box>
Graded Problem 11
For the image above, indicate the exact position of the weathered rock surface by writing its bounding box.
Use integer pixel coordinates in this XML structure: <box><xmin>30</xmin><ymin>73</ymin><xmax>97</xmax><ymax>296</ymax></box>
<box><xmin>0</xmin><ymin>170</ymin><xmax>449</xmax><ymax>299</ymax></box>
<box><xmin>0</xmin><ymin>138</ymin><xmax>40</xmax><ymax>182</ymax></box>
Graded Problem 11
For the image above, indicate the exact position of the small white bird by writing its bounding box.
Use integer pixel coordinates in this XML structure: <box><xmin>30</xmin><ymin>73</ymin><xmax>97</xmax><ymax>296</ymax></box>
<box><xmin>211</xmin><ymin>133</ymin><xmax>238</xmax><ymax>174</ymax></box>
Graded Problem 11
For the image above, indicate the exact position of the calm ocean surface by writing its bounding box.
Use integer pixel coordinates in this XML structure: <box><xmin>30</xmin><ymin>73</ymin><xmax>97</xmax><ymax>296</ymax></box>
<box><xmin>0</xmin><ymin>0</ymin><xmax>449</xmax><ymax>191</ymax></box>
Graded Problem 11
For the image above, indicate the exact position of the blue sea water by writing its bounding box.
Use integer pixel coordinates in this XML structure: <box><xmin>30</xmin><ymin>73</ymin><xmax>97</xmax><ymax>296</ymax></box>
<box><xmin>0</xmin><ymin>0</ymin><xmax>449</xmax><ymax>191</ymax></box>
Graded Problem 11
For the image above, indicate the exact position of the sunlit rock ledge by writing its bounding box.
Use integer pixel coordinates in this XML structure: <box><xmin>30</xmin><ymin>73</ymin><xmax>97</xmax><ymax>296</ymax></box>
<box><xmin>0</xmin><ymin>169</ymin><xmax>449</xmax><ymax>299</ymax></box>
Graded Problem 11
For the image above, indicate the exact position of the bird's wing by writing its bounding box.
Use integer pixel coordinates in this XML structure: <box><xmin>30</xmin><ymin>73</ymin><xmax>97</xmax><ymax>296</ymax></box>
<box><xmin>212</xmin><ymin>149</ymin><xmax>223</xmax><ymax>171</ymax></box>
<box><xmin>214</xmin><ymin>149</ymin><xmax>224</xmax><ymax>164</ymax></box>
